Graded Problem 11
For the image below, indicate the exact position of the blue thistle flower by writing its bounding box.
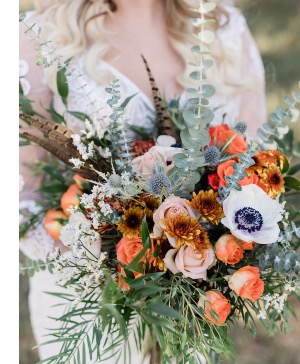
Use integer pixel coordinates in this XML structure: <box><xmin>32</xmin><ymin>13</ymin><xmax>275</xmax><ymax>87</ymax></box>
<box><xmin>234</xmin><ymin>121</ymin><xmax>247</xmax><ymax>134</ymax></box>
<box><xmin>149</xmin><ymin>173</ymin><xmax>170</xmax><ymax>195</ymax></box>
<box><xmin>204</xmin><ymin>146</ymin><xmax>221</xmax><ymax>165</ymax></box>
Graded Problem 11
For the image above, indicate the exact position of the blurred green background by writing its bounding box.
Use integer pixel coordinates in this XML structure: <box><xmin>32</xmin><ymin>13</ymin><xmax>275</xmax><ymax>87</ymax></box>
<box><xmin>19</xmin><ymin>0</ymin><xmax>300</xmax><ymax>363</ymax></box>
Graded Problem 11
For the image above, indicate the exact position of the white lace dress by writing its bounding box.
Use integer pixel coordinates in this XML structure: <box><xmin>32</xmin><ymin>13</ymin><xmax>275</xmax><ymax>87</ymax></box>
<box><xmin>19</xmin><ymin>5</ymin><xmax>266</xmax><ymax>363</ymax></box>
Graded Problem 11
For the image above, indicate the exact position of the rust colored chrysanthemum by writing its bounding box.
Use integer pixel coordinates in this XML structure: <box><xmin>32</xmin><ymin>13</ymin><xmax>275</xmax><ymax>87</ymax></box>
<box><xmin>117</xmin><ymin>207</ymin><xmax>144</xmax><ymax>238</ymax></box>
<box><xmin>188</xmin><ymin>190</ymin><xmax>224</xmax><ymax>225</ymax></box>
<box><xmin>138</xmin><ymin>194</ymin><xmax>160</xmax><ymax>217</ymax></box>
<box><xmin>252</xmin><ymin>151</ymin><xmax>277</xmax><ymax>167</ymax></box>
<box><xmin>194</xmin><ymin>227</ymin><xmax>212</xmax><ymax>254</ymax></box>
<box><xmin>161</xmin><ymin>213</ymin><xmax>202</xmax><ymax>250</ymax></box>
<box><xmin>260</xmin><ymin>166</ymin><xmax>285</xmax><ymax>198</ymax></box>
<box><xmin>130</xmin><ymin>140</ymin><xmax>156</xmax><ymax>157</ymax></box>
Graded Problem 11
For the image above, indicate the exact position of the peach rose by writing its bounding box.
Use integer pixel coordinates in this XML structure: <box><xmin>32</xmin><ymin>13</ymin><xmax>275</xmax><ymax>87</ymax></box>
<box><xmin>73</xmin><ymin>174</ymin><xmax>87</xmax><ymax>190</ymax></box>
<box><xmin>229</xmin><ymin>266</ymin><xmax>264</xmax><ymax>302</ymax></box>
<box><xmin>217</xmin><ymin>160</ymin><xmax>266</xmax><ymax>190</ymax></box>
<box><xmin>131</xmin><ymin>145</ymin><xmax>180</xmax><ymax>179</ymax></box>
<box><xmin>164</xmin><ymin>245</ymin><xmax>215</xmax><ymax>280</ymax></box>
<box><xmin>44</xmin><ymin>209</ymin><xmax>67</xmax><ymax>241</ymax></box>
<box><xmin>209</xmin><ymin>124</ymin><xmax>247</xmax><ymax>154</ymax></box>
<box><xmin>152</xmin><ymin>195</ymin><xmax>196</xmax><ymax>238</ymax></box>
<box><xmin>61</xmin><ymin>184</ymin><xmax>83</xmax><ymax>216</ymax></box>
<box><xmin>215</xmin><ymin>234</ymin><xmax>244</xmax><ymax>265</ymax></box>
<box><xmin>202</xmin><ymin>290</ymin><xmax>231</xmax><ymax>326</ymax></box>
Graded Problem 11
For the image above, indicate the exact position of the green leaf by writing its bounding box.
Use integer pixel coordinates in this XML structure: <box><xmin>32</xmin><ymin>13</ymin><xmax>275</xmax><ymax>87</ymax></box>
<box><xmin>68</xmin><ymin>111</ymin><xmax>92</xmax><ymax>123</ymax></box>
<box><xmin>189</xmin><ymin>71</ymin><xmax>201</xmax><ymax>80</ymax></box>
<box><xmin>120</xmin><ymin>93</ymin><xmax>138</xmax><ymax>109</ymax></box>
<box><xmin>173</xmin><ymin>153</ymin><xmax>188</xmax><ymax>169</ymax></box>
<box><xmin>288</xmin><ymin>163</ymin><xmax>300</xmax><ymax>175</ymax></box>
<box><xmin>282</xmin><ymin>156</ymin><xmax>290</xmax><ymax>174</ymax></box>
<box><xmin>201</xmin><ymin>84</ymin><xmax>215</xmax><ymax>98</ymax></box>
<box><xmin>57</xmin><ymin>64</ymin><xmax>69</xmax><ymax>105</ymax></box>
<box><xmin>42</xmin><ymin>165</ymin><xmax>65</xmax><ymax>182</ymax></box>
<box><xmin>284</xmin><ymin>176</ymin><xmax>300</xmax><ymax>190</ymax></box>
<box><xmin>146</xmin><ymin>302</ymin><xmax>182</xmax><ymax>320</ymax></box>
<box><xmin>141</xmin><ymin>216</ymin><xmax>150</xmax><ymax>247</ymax></box>
<box><xmin>293</xmin><ymin>141</ymin><xmax>300</xmax><ymax>157</ymax></box>
<box><xmin>133</xmin><ymin>285</ymin><xmax>166</xmax><ymax>300</ymax></box>
<box><xmin>47</xmin><ymin>101</ymin><xmax>66</xmax><ymax>124</ymax></box>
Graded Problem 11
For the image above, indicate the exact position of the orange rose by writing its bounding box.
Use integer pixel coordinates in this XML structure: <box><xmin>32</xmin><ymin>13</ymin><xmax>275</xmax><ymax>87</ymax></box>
<box><xmin>44</xmin><ymin>209</ymin><xmax>67</xmax><ymax>241</ymax></box>
<box><xmin>116</xmin><ymin>266</ymin><xmax>142</xmax><ymax>291</ymax></box>
<box><xmin>73</xmin><ymin>174</ymin><xmax>87</xmax><ymax>190</ymax></box>
<box><xmin>229</xmin><ymin>266</ymin><xmax>264</xmax><ymax>302</ymax></box>
<box><xmin>217</xmin><ymin>160</ymin><xmax>266</xmax><ymax>190</ymax></box>
<box><xmin>215</xmin><ymin>234</ymin><xmax>244</xmax><ymax>265</ymax></box>
<box><xmin>61</xmin><ymin>184</ymin><xmax>83</xmax><ymax>216</ymax></box>
<box><xmin>209</xmin><ymin>124</ymin><xmax>247</xmax><ymax>154</ymax></box>
<box><xmin>116</xmin><ymin>237</ymin><xmax>154</xmax><ymax>267</ymax></box>
<box><xmin>201</xmin><ymin>290</ymin><xmax>231</xmax><ymax>326</ymax></box>
<box><xmin>241</xmin><ymin>241</ymin><xmax>255</xmax><ymax>251</ymax></box>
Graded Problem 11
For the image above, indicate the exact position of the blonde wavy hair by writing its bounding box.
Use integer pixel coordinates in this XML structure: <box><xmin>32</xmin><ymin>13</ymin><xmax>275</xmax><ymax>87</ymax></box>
<box><xmin>33</xmin><ymin>0</ymin><xmax>253</xmax><ymax>95</ymax></box>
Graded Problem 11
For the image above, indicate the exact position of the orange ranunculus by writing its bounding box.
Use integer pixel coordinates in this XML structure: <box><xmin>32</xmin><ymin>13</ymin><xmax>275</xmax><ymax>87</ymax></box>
<box><xmin>61</xmin><ymin>184</ymin><xmax>83</xmax><ymax>216</ymax></box>
<box><xmin>209</xmin><ymin>124</ymin><xmax>247</xmax><ymax>154</ymax></box>
<box><xmin>217</xmin><ymin>160</ymin><xmax>266</xmax><ymax>191</ymax></box>
<box><xmin>73</xmin><ymin>174</ymin><xmax>87</xmax><ymax>190</ymax></box>
<box><xmin>44</xmin><ymin>209</ymin><xmax>67</xmax><ymax>241</ymax></box>
<box><xmin>202</xmin><ymin>290</ymin><xmax>231</xmax><ymax>326</ymax></box>
<box><xmin>215</xmin><ymin>234</ymin><xmax>244</xmax><ymax>265</ymax></box>
<box><xmin>207</xmin><ymin>173</ymin><xmax>220</xmax><ymax>191</ymax></box>
<box><xmin>229</xmin><ymin>266</ymin><xmax>264</xmax><ymax>302</ymax></box>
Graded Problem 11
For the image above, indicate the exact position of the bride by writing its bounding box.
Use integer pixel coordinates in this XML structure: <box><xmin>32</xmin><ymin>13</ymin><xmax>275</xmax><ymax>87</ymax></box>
<box><xmin>19</xmin><ymin>0</ymin><xmax>266</xmax><ymax>362</ymax></box>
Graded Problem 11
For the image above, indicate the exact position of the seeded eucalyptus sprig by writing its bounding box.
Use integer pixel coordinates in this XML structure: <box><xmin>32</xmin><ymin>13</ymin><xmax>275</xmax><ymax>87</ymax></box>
<box><xmin>257</xmin><ymin>82</ymin><xmax>300</xmax><ymax>150</ymax></box>
<box><xmin>106</xmin><ymin>77</ymin><xmax>135</xmax><ymax>173</ymax></box>
<box><xmin>173</xmin><ymin>1</ymin><xmax>217</xmax><ymax>191</ymax></box>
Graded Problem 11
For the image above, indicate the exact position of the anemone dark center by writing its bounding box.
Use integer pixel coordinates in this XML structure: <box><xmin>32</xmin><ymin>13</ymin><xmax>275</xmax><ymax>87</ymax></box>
<box><xmin>234</xmin><ymin>207</ymin><xmax>263</xmax><ymax>233</ymax></box>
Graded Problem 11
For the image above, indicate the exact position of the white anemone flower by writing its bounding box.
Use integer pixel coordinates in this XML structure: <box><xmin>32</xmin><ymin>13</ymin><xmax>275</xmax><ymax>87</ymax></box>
<box><xmin>221</xmin><ymin>184</ymin><xmax>283</xmax><ymax>244</ymax></box>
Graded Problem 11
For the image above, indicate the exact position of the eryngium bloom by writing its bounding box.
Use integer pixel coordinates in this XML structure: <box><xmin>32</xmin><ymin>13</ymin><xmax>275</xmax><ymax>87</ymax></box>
<box><xmin>188</xmin><ymin>189</ymin><xmax>224</xmax><ymax>224</ymax></box>
<box><xmin>221</xmin><ymin>184</ymin><xmax>283</xmax><ymax>244</ymax></box>
<box><xmin>117</xmin><ymin>207</ymin><xmax>144</xmax><ymax>238</ymax></box>
<box><xmin>161</xmin><ymin>213</ymin><xmax>202</xmax><ymax>250</ymax></box>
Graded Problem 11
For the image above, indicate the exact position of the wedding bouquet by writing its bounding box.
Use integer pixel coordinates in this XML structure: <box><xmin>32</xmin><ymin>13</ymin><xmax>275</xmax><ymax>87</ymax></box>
<box><xmin>19</xmin><ymin>2</ymin><xmax>300</xmax><ymax>363</ymax></box>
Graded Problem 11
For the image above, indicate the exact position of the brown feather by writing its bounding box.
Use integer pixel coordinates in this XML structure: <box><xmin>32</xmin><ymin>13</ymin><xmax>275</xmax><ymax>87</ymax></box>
<box><xmin>23</xmin><ymin>132</ymin><xmax>81</xmax><ymax>165</ymax></box>
<box><xmin>20</xmin><ymin>114</ymin><xmax>75</xmax><ymax>148</ymax></box>
<box><xmin>141</xmin><ymin>55</ymin><xmax>177</xmax><ymax>140</ymax></box>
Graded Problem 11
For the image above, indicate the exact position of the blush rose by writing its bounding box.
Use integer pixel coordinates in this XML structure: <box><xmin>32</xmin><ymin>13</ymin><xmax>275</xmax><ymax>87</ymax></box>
<box><xmin>131</xmin><ymin>145</ymin><xmax>180</xmax><ymax>179</ymax></box>
<box><xmin>164</xmin><ymin>245</ymin><xmax>215</xmax><ymax>280</ymax></box>
<box><xmin>152</xmin><ymin>195</ymin><xmax>196</xmax><ymax>239</ymax></box>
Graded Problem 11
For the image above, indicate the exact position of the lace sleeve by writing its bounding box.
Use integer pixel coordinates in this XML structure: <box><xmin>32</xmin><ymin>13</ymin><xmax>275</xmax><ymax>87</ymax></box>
<box><xmin>19</xmin><ymin>12</ymin><xmax>55</xmax><ymax>260</ymax></box>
